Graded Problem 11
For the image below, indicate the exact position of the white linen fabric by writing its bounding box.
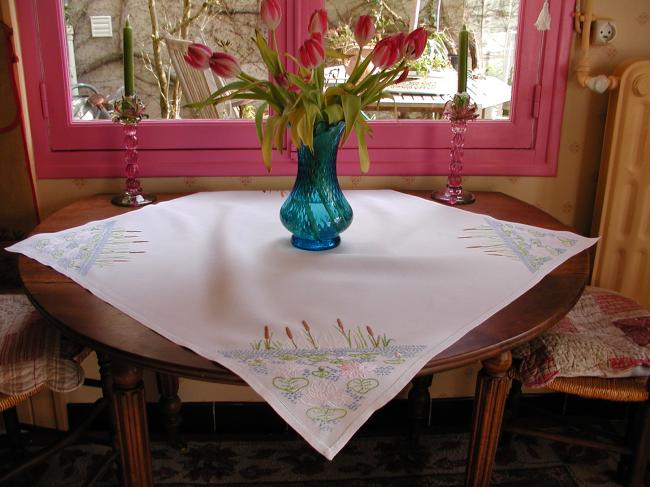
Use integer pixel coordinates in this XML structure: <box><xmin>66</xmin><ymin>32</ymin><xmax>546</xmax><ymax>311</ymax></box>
<box><xmin>7</xmin><ymin>191</ymin><xmax>597</xmax><ymax>459</ymax></box>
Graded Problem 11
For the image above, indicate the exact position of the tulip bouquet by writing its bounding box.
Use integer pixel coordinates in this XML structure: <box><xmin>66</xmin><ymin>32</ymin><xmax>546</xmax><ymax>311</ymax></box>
<box><xmin>185</xmin><ymin>0</ymin><xmax>427</xmax><ymax>173</ymax></box>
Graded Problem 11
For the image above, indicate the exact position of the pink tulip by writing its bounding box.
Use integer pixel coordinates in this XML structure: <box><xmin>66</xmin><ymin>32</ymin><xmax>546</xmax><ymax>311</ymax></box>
<box><xmin>260</xmin><ymin>0</ymin><xmax>282</xmax><ymax>30</ymax></box>
<box><xmin>299</xmin><ymin>37</ymin><xmax>325</xmax><ymax>68</ymax></box>
<box><xmin>392</xmin><ymin>32</ymin><xmax>407</xmax><ymax>57</ymax></box>
<box><xmin>308</xmin><ymin>9</ymin><xmax>328</xmax><ymax>35</ymax></box>
<box><xmin>354</xmin><ymin>15</ymin><xmax>375</xmax><ymax>48</ymax></box>
<box><xmin>396</xmin><ymin>67</ymin><xmax>409</xmax><ymax>83</ymax></box>
<box><xmin>273</xmin><ymin>72</ymin><xmax>289</xmax><ymax>87</ymax></box>
<box><xmin>209</xmin><ymin>52</ymin><xmax>241</xmax><ymax>78</ymax></box>
<box><xmin>372</xmin><ymin>37</ymin><xmax>400</xmax><ymax>69</ymax></box>
<box><xmin>310</xmin><ymin>32</ymin><xmax>324</xmax><ymax>46</ymax></box>
<box><xmin>183</xmin><ymin>43</ymin><xmax>212</xmax><ymax>69</ymax></box>
<box><xmin>404</xmin><ymin>27</ymin><xmax>428</xmax><ymax>60</ymax></box>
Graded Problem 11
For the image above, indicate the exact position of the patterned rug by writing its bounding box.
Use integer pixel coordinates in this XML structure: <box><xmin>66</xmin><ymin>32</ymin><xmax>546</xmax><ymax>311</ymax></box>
<box><xmin>1</xmin><ymin>430</ymin><xmax>625</xmax><ymax>486</ymax></box>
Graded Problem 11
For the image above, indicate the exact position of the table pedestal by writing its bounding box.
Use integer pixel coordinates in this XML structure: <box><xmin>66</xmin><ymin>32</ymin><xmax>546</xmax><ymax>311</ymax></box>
<box><xmin>465</xmin><ymin>351</ymin><xmax>512</xmax><ymax>487</ymax></box>
<box><xmin>156</xmin><ymin>373</ymin><xmax>184</xmax><ymax>448</ymax></box>
<box><xmin>408</xmin><ymin>374</ymin><xmax>433</xmax><ymax>442</ymax></box>
<box><xmin>112</xmin><ymin>361</ymin><xmax>153</xmax><ymax>487</ymax></box>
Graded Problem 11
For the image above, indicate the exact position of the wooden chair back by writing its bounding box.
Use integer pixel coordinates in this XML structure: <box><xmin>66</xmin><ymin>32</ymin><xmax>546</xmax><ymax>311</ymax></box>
<box><xmin>163</xmin><ymin>36</ymin><xmax>234</xmax><ymax>119</ymax></box>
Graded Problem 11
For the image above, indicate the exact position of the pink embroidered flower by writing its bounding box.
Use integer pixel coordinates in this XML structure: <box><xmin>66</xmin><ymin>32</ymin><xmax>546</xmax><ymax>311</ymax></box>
<box><xmin>299</xmin><ymin>37</ymin><xmax>325</xmax><ymax>68</ymax></box>
<box><xmin>183</xmin><ymin>43</ymin><xmax>212</xmax><ymax>69</ymax></box>
<box><xmin>403</xmin><ymin>27</ymin><xmax>428</xmax><ymax>60</ymax></box>
<box><xmin>302</xmin><ymin>380</ymin><xmax>346</xmax><ymax>408</ymax></box>
<box><xmin>260</xmin><ymin>0</ymin><xmax>282</xmax><ymax>30</ymax></box>
<box><xmin>372</xmin><ymin>36</ymin><xmax>400</xmax><ymax>69</ymax></box>
<box><xmin>308</xmin><ymin>9</ymin><xmax>328</xmax><ymax>35</ymax></box>
<box><xmin>354</xmin><ymin>15</ymin><xmax>375</xmax><ymax>48</ymax></box>
<box><xmin>209</xmin><ymin>52</ymin><xmax>241</xmax><ymax>78</ymax></box>
<box><xmin>338</xmin><ymin>361</ymin><xmax>373</xmax><ymax>379</ymax></box>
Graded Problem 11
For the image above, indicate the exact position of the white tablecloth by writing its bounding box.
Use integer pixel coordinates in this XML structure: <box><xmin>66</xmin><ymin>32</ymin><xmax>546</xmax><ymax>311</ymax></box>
<box><xmin>7</xmin><ymin>191</ymin><xmax>597</xmax><ymax>459</ymax></box>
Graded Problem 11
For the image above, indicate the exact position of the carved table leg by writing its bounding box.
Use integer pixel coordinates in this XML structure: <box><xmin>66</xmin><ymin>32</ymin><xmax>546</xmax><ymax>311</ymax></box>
<box><xmin>408</xmin><ymin>374</ymin><xmax>433</xmax><ymax>443</ymax></box>
<box><xmin>97</xmin><ymin>354</ymin><xmax>122</xmax><ymax>483</ymax></box>
<box><xmin>156</xmin><ymin>372</ymin><xmax>184</xmax><ymax>448</ymax></box>
<box><xmin>465</xmin><ymin>351</ymin><xmax>512</xmax><ymax>487</ymax></box>
<box><xmin>112</xmin><ymin>361</ymin><xmax>153</xmax><ymax>487</ymax></box>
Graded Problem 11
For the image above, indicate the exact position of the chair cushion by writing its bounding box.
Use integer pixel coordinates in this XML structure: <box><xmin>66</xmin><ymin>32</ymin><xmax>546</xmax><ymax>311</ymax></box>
<box><xmin>0</xmin><ymin>294</ymin><xmax>85</xmax><ymax>395</ymax></box>
<box><xmin>512</xmin><ymin>286</ymin><xmax>650</xmax><ymax>387</ymax></box>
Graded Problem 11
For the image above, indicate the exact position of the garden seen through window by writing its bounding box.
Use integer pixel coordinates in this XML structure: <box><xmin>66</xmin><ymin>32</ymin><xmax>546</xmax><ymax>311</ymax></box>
<box><xmin>66</xmin><ymin>0</ymin><xmax>519</xmax><ymax>122</ymax></box>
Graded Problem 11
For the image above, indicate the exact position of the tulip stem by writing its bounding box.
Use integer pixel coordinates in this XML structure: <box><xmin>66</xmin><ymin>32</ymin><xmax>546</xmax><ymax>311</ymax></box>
<box><xmin>353</xmin><ymin>49</ymin><xmax>362</xmax><ymax>74</ymax></box>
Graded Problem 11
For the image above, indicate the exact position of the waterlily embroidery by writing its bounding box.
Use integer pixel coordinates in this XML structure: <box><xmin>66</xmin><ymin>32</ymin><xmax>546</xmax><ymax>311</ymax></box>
<box><xmin>218</xmin><ymin>320</ymin><xmax>427</xmax><ymax>431</ymax></box>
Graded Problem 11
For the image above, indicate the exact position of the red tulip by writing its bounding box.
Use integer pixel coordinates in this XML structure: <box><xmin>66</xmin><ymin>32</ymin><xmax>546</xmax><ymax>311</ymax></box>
<box><xmin>354</xmin><ymin>15</ymin><xmax>375</xmax><ymax>48</ymax></box>
<box><xmin>392</xmin><ymin>32</ymin><xmax>407</xmax><ymax>57</ymax></box>
<box><xmin>310</xmin><ymin>32</ymin><xmax>324</xmax><ymax>46</ymax></box>
<box><xmin>183</xmin><ymin>43</ymin><xmax>212</xmax><ymax>69</ymax></box>
<box><xmin>372</xmin><ymin>37</ymin><xmax>400</xmax><ymax>69</ymax></box>
<box><xmin>273</xmin><ymin>72</ymin><xmax>289</xmax><ymax>87</ymax></box>
<box><xmin>308</xmin><ymin>9</ymin><xmax>328</xmax><ymax>35</ymax></box>
<box><xmin>209</xmin><ymin>52</ymin><xmax>241</xmax><ymax>78</ymax></box>
<box><xmin>299</xmin><ymin>37</ymin><xmax>325</xmax><ymax>68</ymax></box>
<box><xmin>396</xmin><ymin>67</ymin><xmax>409</xmax><ymax>83</ymax></box>
<box><xmin>404</xmin><ymin>27</ymin><xmax>428</xmax><ymax>60</ymax></box>
<box><xmin>260</xmin><ymin>0</ymin><xmax>282</xmax><ymax>30</ymax></box>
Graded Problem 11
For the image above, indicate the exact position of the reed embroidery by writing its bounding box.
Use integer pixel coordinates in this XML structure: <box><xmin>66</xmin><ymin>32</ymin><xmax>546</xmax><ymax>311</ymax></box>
<box><xmin>30</xmin><ymin>221</ymin><xmax>148</xmax><ymax>275</ymax></box>
<box><xmin>462</xmin><ymin>218</ymin><xmax>577</xmax><ymax>272</ymax></box>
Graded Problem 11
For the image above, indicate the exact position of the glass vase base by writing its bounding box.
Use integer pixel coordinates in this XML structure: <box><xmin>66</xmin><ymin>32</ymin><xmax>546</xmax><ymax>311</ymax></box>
<box><xmin>111</xmin><ymin>192</ymin><xmax>157</xmax><ymax>207</ymax></box>
<box><xmin>291</xmin><ymin>235</ymin><xmax>341</xmax><ymax>251</ymax></box>
<box><xmin>431</xmin><ymin>188</ymin><xmax>476</xmax><ymax>206</ymax></box>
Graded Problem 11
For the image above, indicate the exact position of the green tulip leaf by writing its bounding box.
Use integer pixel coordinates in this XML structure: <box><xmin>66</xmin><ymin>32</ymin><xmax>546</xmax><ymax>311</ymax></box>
<box><xmin>255</xmin><ymin>102</ymin><xmax>268</xmax><ymax>144</ymax></box>
<box><xmin>262</xmin><ymin>117</ymin><xmax>277</xmax><ymax>172</ymax></box>
<box><xmin>324</xmin><ymin>104</ymin><xmax>344</xmax><ymax>124</ymax></box>
<box><xmin>355</xmin><ymin>119</ymin><xmax>371</xmax><ymax>173</ymax></box>
<box><xmin>341</xmin><ymin>94</ymin><xmax>361</xmax><ymax>145</ymax></box>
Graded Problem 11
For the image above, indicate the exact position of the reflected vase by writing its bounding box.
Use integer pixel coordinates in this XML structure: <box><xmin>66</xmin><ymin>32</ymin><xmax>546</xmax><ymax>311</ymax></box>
<box><xmin>280</xmin><ymin>121</ymin><xmax>353</xmax><ymax>251</ymax></box>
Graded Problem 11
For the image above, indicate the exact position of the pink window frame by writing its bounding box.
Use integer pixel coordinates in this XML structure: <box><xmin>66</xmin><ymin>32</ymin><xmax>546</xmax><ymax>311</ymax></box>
<box><xmin>16</xmin><ymin>0</ymin><xmax>573</xmax><ymax>178</ymax></box>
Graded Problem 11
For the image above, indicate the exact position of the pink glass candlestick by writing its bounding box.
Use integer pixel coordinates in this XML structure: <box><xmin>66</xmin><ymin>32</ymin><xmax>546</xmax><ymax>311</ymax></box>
<box><xmin>111</xmin><ymin>96</ymin><xmax>156</xmax><ymax>207</ymax></box>
<box><xmin>432</xmin><ymin>93</ymin><xmax>478</xmax><ymax>206</ymax></box>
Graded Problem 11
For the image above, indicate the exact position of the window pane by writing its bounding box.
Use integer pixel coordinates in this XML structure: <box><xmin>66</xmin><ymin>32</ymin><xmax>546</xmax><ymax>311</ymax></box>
<box><xmin>324</xmin><ymin>0</ymin><xmax>519</xmax><ymax>121</ymax></box>
<box><xmin>64</xmin><ymin>0</ymin><xmax>267</xmax><ymax>121</ymax></box>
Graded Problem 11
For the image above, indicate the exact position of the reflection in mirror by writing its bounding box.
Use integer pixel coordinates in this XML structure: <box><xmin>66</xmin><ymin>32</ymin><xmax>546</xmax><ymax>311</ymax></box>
<box><xmin>64</xmin><ymin>0</ymin><xmax>267</xmax><ymax>121</ymax></box>
<box><xmin>325</xmin><ymin>0</ymin><xmax>519</xmax><ymax>121</ymax></box>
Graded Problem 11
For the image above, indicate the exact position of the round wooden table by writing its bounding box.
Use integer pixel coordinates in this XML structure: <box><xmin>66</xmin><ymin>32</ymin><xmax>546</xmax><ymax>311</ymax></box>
<box><xmin>19</xmin><ymin>191</ymin><xmax>590</xmax><ymax>487</ymax></box>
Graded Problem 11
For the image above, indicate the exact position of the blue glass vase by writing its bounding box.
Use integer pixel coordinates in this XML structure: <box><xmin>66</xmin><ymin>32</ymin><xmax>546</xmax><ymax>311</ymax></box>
<box><xmin>280</xmin><ymin>121</ymin><xmax>353</xmax><ymax>251</ymax></box>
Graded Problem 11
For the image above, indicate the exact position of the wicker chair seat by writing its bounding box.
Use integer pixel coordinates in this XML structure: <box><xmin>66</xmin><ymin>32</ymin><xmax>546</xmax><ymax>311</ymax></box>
<box><xmin>545</xmin><ymin>376</ymin><xmax>649</xmax><ymax>402</ymax></box>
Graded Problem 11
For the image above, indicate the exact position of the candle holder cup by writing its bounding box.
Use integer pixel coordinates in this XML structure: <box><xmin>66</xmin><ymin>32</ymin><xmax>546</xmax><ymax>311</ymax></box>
<box><xmin>432</xmin><ymin>92</ymin><xmax>478</xmax><ymax>206</ymax></box>
<box><xmin>111</xmin><ymin>95</ymin><xmax>156</xmax><ymax>207</ymax></box>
